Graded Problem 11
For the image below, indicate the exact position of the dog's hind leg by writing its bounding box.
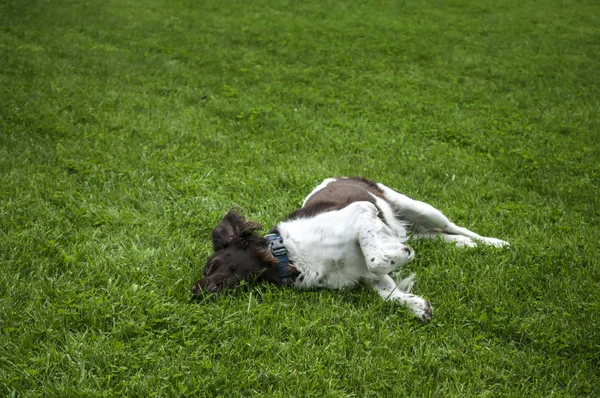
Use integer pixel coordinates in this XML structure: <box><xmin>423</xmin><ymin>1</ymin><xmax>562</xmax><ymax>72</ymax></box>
<box><xmin>375</xmin><ymin>183</ymin><xmax>509</xmax><ymax>247</ymax></box>
<box><xmin>412</xmin><ymin>231</ymin><xmax>478</xmax><ymax>248</ymax></box>
<box><xmin>368</xmin><ymin>274</ymin><xmax>433</xmax><ymax>321</ymax></box>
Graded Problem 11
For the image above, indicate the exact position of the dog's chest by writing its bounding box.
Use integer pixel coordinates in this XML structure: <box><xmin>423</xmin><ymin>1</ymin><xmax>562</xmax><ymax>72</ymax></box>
<box><xmin>276</xmin><ymin>206</ymin><xmax>373</xmax><ymax>289</ymax></box>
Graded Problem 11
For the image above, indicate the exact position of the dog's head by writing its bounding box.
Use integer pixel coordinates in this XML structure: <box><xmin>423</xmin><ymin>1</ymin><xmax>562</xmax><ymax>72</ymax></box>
<box><xmin>191</xmin><ymin>210</ymin><xmax>281</xmax><ymax>295</ymax></box>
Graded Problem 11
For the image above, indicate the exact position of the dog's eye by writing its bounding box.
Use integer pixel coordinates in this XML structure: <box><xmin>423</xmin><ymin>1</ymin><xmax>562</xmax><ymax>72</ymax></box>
<box><xmin>204</xmin><ymin>263</ymin><xmax>213</xmax><ymax>276</ymax></box>
<box><xmin>204</xmin><ymin>261</ymin><xmax>217</xmax><ymax>275</ymax></box>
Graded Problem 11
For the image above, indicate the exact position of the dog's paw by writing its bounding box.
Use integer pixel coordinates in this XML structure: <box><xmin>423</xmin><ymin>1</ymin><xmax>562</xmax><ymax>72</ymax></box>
<box><xmin>403</xmin><ymin>295</ymin><xmax>433</xmax><ymax>322</ymax></box>
<box><xmin>412</xmin><ymin>300</ymin><xmax>433</xmax><ymax>322</ymax></box>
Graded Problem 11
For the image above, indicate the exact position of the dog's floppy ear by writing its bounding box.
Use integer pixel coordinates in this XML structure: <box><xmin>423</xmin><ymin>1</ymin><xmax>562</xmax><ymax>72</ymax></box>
<box><xmin>211</xmin><ymin>209</ymin><xmax>262</xmax><ymax>250</ymax></box>
<box><xmin>212</xmin><ymin>210</ymin><xmax>245</xmax><ymax>250</ymax></box>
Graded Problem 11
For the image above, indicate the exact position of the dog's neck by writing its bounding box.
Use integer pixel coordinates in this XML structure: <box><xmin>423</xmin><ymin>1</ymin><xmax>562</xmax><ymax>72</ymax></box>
<box><xmin>265</xmin><ymin>232</ymin><xmax>297</xmax><ymax>284</ymax></box>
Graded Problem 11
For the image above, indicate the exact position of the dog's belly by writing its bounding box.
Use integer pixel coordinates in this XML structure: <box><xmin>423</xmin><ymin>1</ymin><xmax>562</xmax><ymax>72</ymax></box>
<box><xmin>277</xmin><ymin>203</ymin><xmax>378</xmax><ymax>289</ymax></box>
<box><xmin>294</xmin><ymin>240</ymin><xmax>367</xmax><ymax>289</ymax></box>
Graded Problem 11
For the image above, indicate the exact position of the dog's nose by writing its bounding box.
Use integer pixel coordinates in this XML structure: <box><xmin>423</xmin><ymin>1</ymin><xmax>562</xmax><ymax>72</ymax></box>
<box><xmin>191</xmin><ymin>280</ymin><xmax>219</xmax><ymax>295</ymax></box>
<box><xmin>403</xmin><ymin>247</ymin><xmax>412</xmax><ymax>255</ymax></box>
<box><xmin>191</xmin><ymin>284</ymin><xmax>200</xmax><ymax>295</ymax></box>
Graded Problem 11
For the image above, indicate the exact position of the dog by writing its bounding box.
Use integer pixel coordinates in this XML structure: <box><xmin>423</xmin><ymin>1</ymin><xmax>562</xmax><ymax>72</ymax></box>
<box><xmin>191</xmin><ymin>177</ymin><xmax>509</xmax><ymax>321</ymax></box>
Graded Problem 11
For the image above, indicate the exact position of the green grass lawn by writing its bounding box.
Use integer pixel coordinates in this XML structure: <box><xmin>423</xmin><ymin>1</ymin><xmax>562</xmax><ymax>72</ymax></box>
<box><xmin>1</xmin><ymin>0</ymin><xmax>599</xmax><ymax>395</ymax></box>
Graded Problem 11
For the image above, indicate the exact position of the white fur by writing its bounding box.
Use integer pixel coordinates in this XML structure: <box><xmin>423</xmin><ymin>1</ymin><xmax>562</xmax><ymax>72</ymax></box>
<box><xmin>275</xmin><ymin>178</ymin><xmax>509</xmax><ymax>322</ymax></box>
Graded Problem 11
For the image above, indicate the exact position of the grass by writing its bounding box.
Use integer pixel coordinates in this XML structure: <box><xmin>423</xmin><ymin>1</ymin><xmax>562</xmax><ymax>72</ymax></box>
<box><xmin>1</xmin><ymin>0</ymin><xmax>599</xmax><ymax>395</ymax></box>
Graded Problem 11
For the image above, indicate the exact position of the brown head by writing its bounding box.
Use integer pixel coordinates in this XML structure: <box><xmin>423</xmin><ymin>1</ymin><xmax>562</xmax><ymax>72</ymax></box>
<box><xmin>191</xmin><ymin>210</ymin><xmax>282</xmax><ymax>295</ymax></box>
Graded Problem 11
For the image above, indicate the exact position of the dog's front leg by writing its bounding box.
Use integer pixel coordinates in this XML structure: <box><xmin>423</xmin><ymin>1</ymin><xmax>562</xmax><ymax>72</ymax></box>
<box><xmin>369</xmin><ymin>275</ymin><xmax>433</xmax><ymax>322</ymax></box>
<box><xmin>353</xmin><ymin>202</ymin><xmax>414</xmax><ymax>276</ymax></box>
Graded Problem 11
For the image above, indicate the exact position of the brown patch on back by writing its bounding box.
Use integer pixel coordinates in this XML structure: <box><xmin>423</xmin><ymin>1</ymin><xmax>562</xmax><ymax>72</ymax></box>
<box><xmin>340</xmin><ymin>176</ymin><xmax>385</xmax><ymax>198</ymax></box>
<box><xmin>286</xmin><ymin>177</ymin><xmax>384</xmax><ymax>221</ymax></box>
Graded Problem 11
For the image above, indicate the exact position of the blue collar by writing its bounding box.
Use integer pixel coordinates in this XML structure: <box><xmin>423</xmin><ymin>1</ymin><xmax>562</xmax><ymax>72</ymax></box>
<box><xmin>264</xmin><ymin>233</ymin><xmax>295</xmax><ymax>284</ymax></box>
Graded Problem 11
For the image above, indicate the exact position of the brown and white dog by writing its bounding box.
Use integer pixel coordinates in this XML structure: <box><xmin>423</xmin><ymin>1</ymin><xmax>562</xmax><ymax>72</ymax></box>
<box><xmin>191</xmin><ymin>177</ymin><xmax>509</xmax><ymax>321</ymax></box>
